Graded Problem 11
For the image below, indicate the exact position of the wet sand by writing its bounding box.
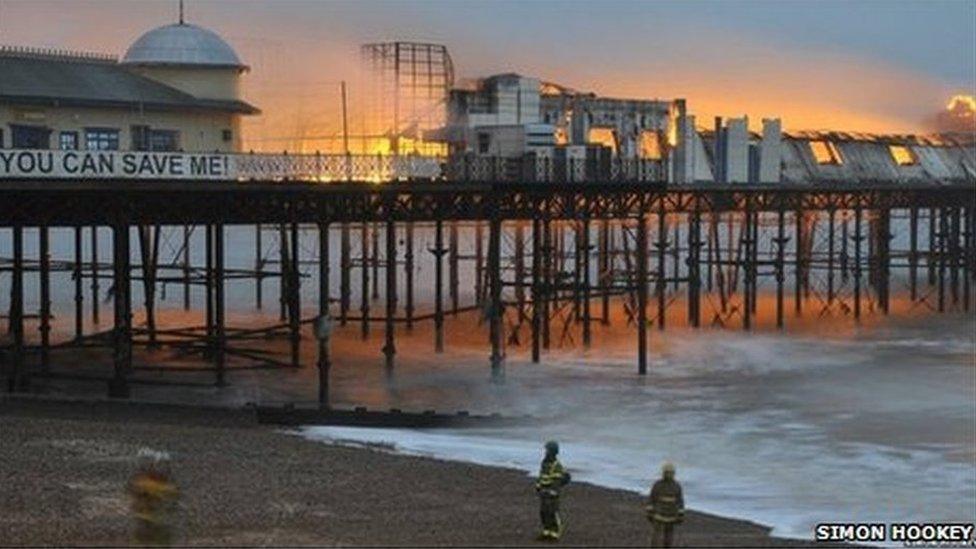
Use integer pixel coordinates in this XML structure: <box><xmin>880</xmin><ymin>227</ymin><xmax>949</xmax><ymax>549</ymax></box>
<box><xmin>0</xmin><ymin>396</ymin><xmax>828</xmax><ymax>547</ymax></box>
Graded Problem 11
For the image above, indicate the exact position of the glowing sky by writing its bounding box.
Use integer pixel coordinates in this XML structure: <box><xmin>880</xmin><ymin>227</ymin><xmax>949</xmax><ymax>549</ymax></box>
<box><xmin>0</xmin><ymin>0</ymin><xmax>973</xmax><ymax>138</ymax></box>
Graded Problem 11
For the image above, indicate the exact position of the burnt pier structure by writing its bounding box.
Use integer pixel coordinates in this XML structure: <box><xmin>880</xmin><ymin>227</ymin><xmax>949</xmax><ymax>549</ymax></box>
<box><xmin>1</xmin><ymin>177</ymin><xmax>974</xmax><ymax>404</ymax></box>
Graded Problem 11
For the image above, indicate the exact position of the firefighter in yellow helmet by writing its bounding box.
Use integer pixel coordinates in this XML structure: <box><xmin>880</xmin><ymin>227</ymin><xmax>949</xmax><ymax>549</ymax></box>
<box><xmin>535</xmin><ymin>440</ymin><xmax>571</xmax><ymax>541</ymax></box>
<box><xmin>646</xmin><ymin>461</ymin><xmax>684</xmax><ymax>548</ymax></box>
<box><xmin>128</xmin><ymin>449</ymin><xmax>179</xmax><ymax>546</ymax></box>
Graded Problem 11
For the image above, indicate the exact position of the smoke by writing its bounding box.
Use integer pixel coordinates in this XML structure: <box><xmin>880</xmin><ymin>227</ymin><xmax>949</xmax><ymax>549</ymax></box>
<box><xmin>461</xmin><ymin>31</ymin><xmax>957</xmax><ymax>134</ymax></box>
<box><xmin>1</xmin><ymin>0</ymin><xmax>968</xmax><ymax>141</ymax></box>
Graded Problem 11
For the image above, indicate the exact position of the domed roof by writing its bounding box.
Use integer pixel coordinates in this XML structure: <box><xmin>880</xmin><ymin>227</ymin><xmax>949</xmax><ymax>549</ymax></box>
<box><xmin>122</xmin><ymin>23</ymin><xmax>245</xmax><ymax>69</ymax></box>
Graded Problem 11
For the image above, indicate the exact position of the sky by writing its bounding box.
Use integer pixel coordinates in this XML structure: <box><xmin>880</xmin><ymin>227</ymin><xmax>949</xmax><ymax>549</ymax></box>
<box><xmin>0</xmin><ymin>0</ymin><xmax>973</xmax><ymax>143</ymax></box>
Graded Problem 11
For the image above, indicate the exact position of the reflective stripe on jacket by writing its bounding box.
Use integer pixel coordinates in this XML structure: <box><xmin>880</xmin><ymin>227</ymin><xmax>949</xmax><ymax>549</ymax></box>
<box><xmin>647</xmin><ymin>478</ymin><xmax>684</xmax><ymax>523</ymax></box>
<box><xmin>536</xmin><ymin>458</ymin><xmax>568</xmax><ymax>496</ymax></box>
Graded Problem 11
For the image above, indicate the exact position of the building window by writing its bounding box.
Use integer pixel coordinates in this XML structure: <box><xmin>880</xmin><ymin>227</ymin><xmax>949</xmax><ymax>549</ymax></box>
<box><xmin>150</xmin><ymin>130</ymin><xmax>180</xmax><ymax>151</ymax></box>
<box><xmin>477</xmin><ymin>132</ymin><xmax>491</xmax><ymax>154</ymax></box>
<box><xmin>587</xmin><ymin>127</ymin><xmax>617</xmax><ymax>154</ymax></box>
<box><xmin>131</xmin><ymin>125</ymin><xmax>150</xmax><ymax>151</ymax></box>
<box><xmin>639</xmin><ymin>130</ymin><xmax>663</xmax><ymax>160</ymax></box>
<box><xmin>809</xmin><ymin>140</ymin><xmax>842</xmax><ymax>165</ymax></box>
<box><xmin>85</xmin><ymin>128</ymin><xmax>119</xmax><ymax>151</ymax></box>
<box><xmin>222</xmin><ymin>129</ymin><xmax>233</xmax><ymax>142</ymax></box>
<box><xmin>889</xmin><ymin>145</ymin><xmax>917</xmax><ymax>166</ymax></box>
<box><xmin>11</xmin><ymin>124</ymin><xmax>51</xmax><ymax>149</ymax></box>
<box><xmin>59</xmin><ymin>131</ymin><xmax>79</xmax><ymax>150</ymax></box>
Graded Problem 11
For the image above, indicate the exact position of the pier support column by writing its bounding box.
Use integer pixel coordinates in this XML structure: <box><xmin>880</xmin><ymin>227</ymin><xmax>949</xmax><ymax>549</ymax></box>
<box><xmin>775</xmin><ymin>209</ymin><xmax>786</xmax><ymax>328</ymax></box>
<box><xmin>137</xmin><ymin>226</ymin><xmax>160</xmax><ymax>347</ymax></box>
<box><xmin>687</xmin><ymin>206</ymin><xmax>702</xmax><ymax>328</ymax></box>
<box><xmin>531</xmin><ymin>217</ymin><xmax>541</xmax><ymax>363</ymax></box>
<box><xmin>475</xmin><ymin>221</ymin><xmax>484</xmax><ymax>305</ymax></box>
<box><xmin>963</xmin><ymin>206</ymin><xmax>973</xmax><ymax>311</ymax></box>
<box><xmin>289</xmin><ymin>223</ymin><xmax>301</xmax><ymax>369</ymax></box>
<box><xmin>840</xmin><ymin>214</ymin><xmax>849</xmax><ymax>284</ymax></box>
<box><xmin>599</xmin><ymin>220</ymin><xmax>610</xmax><ymax>326</ymax></box>
<box><xmin>909</xmin><ymin>207</ymin><xmax>919</xmax><ymax>302</ymax></box>
<box><xmin>360</xmin><ymin>223</ymin><xmax>370</xmax><ymax>339</ymax></box>
<box><xmin>573</xmin><ymin>222</ymin><xmax>582</xmax><ymax>322</ymax></box>
<box><xmin>515</xmin><ymin>224</ymin><xmax>526</xmax><ymax>324</ymax></box>
<box><xmin>671</xmin><ymin>219</ymin><xmax>680</xmax><ymax>291</ymax></box>
<box><xmin>581</xmin><ymin>218</ymin><xmax>592</xmax><ymax>348</ymax></box>
<box><xmin>827</xmin><ymin>209</ymin><xmax>836</xmax><ymax>306</ymax></box>
<box><xmin>743</xmin><ymin>203</ymin><xmax>754</xmax><ymax>331</ymax></box>
<box><xmin>255</xmin><ymin>224</ymin><xmax>262</xmax><ymax>309</ymax></box>
<box><xmin>318</xmin><ymin>221</ymin><xmax>332</xmax><ymax>410</ymax></box>
<box><xmin>794</xmin><ymin>209</ymin><xmax>803</xmax><ymax>317</ymax></box>
<box><xmin>433</xmin><ymin>220</ymin><xmax>445</xmax><ymax>353</ymax></box>
<box><xmin>950</xmin><ymin>208</ymin><xmax>961</xmax><ymax>307</ymax></box>
<box><xmin>7</xmin><ymin>225</ymin><xmax>25</xmax><ymax>392</ymax></box>
<box><xmin>405</xmin><ymin>223</ymin><xmax>414</xmax><ymax>331</ymax></box>
<box><xmin>183</xmin><ymin>226</ymin><xmax>191</xmax><ymax>311</ymax></box>
<box><xmin>279</xmin><ymin>225</ymin><xmax>288</xmax><ymax>321</ymax></box>
<box><xmin>109</xmin><ymin>224</ymin><xmax>131</xmax><ymax>398</ymax></box>
<box><xmin>928</xmin><ymin>208</ymin><xmax>937</xmax><ymax>286</ymax></box>
<box><xmin>214</xmin><ymin>224</ymin><xmax>226</xmax><ymax>386</ymax></box>
<box><xmin>938</xmin><ymin>208</ymin><xmax>947</xmax><ymax>312</ymax></box>
<box><xmin>74</xmin><ymin>226</ymin><xmax>84</xmax><ymax>341</ymax></box>
<box><xmin>637</xmin><ymin>214</ymin><xmax>649</xmax><ymax>375</ymax></box>
<box><xmin>384</xmin><ymin>219</ymin><xmax>397</xmax><ymax>375</ymax></box>
<box><xmin>488</xmin><ymin>215</ymin><xmax>504</xmax><ymax>383</ymax></box>
<box><xmin>205</xmin><ymin>225</ymin><xmax>214</xmax><ymax>356</ymax></box>
<box><xmin>319</xmin><ymin>223</ymin><xmax>330</xmax><ymax>320</ymax></box>
<box><xmin>656</xmin><ymin>204</ymin><xmax>667</xmax><ymax>331</ymax></box>
<box><xmin>91</xmin><ymin>226</ymin><xmax>100</xmax><ymax>324</ymax></box>
<box><xmin>340</xmin><ymin>224</ymin><xmax>350</xmax><ymax>325</ymax></box>
<box><xmin>542</xmin><ymin>219</ymin><xmax>552</xmax><ymax>351</ymax></box>
<box><xmin>449</xmin><ymin>223</ymin><xmax>459</xmax><ymax>316</ymax></box>
<box><xmin>371</xmin><ymin>223</ymin><xmax>379</xmax><ymax>300</ymax></box>
<box><xmin>39</xmin><ymin>226</ymin><xmax>51</xmax><ymax>373</ymax></box>
<box><xmin>853</xmin><ymin>207</ymin><xmax>863</xmax><ymax>321</ymax></box>
<box><xmin>877</xmin><ymin>210</ymin><xmax>891</xmax><ymax>314</ymax></box>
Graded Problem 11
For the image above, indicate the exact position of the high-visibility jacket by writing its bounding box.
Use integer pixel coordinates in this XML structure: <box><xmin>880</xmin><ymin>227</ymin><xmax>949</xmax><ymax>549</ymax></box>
<box><xmin>129</xmin><ymin>472</ymin><xmax>178</xmax><ymax>523</ymax></box>
<box><xmin>536</xmin><ymin>458</ymin><xmax>570</xmax><ymax>497</ymax></box>
<box><xmin>647</xmin><ymin>478</ymin><xmax>684</xmax><ymax>523</ymax></box>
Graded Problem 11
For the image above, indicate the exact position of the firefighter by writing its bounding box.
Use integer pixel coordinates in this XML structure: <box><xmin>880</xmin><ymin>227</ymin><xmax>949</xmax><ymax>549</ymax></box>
<box><xmin>128</xmin><ymin>449</ymin><xmax>179</xmax><ymax>546</ymax></box>
<box><xmin>646</xmin><ymin>461</ymin><xmax>684</xmax><ymax>548</ymax></box>
<box><xmin>535</xmin><ymin>440</ymin><xmax>571</xmax><ymax>541</ymax></box>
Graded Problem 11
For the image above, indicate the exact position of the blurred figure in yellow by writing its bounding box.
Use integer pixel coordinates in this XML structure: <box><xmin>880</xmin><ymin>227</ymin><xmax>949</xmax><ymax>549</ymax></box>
<box><xmin>646</xmin><ymin>461</ymin><xmax>684</xmax><ymax>548</ymax></box>
<box><xmin>128</xmin><ymin>449</ymin><xmax>179</xmax><ymax>546</ymax></box>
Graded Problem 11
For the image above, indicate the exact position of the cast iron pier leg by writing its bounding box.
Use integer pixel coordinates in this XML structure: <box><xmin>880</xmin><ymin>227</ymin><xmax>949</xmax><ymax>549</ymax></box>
<box><xmin>39</xmin><ymin>226</ymin><xmax>50</xmax><ymax>373</ymax></box>
<box><xmin>109</xmin><ymin>224</ymin><xmax>131</xmax><ymax>398</ymax></box>
<box><xmin>637</xmin><ymin>214</ymin><xmax>648</xmax><ymax>375</ymax></box>
<box><xmin>215</xmin><ymin>224</ymin><xmax>226</xmax><ymax>386</ymax></box>
<box><xmin>488</xmin><ymin>215</ymin><xmax>504</xmax><ymax>383</ymax></box>
<box><xmin>434</xmin><ymin>220</ymin><xmax>445</xmax><ymax>353</ymax></box>
<box><xmin>74</xmin><ymin>226</ymin><xmax>84</xmax><ymax>341</ymax></box>
<box><xmin>384</xmin><ymin>219</ymin><xmax>397</xmax><ymax>375</ymax></box>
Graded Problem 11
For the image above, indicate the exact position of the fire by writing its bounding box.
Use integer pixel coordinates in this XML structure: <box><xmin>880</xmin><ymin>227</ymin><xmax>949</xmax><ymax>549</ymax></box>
<box><xmin>946</xmin><ymin>94</ymin><xmax>975</xmax><ymax>116</ymax></box>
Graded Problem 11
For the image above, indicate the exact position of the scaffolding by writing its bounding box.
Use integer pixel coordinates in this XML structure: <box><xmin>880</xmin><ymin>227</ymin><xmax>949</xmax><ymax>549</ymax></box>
<box><xmin>361</xmin><ymin>42</ymin><xmax>454</xmax><ymax>156</ymax></box>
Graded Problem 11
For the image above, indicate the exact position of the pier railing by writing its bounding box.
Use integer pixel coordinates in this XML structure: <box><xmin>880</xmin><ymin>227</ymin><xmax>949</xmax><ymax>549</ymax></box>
<box><xmin>0</xmin><ymin>149</ymin><xmax>666</xmax><ymax>184</ymax></box>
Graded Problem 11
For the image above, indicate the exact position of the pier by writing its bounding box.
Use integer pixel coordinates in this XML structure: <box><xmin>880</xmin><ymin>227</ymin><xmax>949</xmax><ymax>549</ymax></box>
<box><xmin>1</xmin><ymin>154</ymin><xmax>974</xmax><ymax>406</ymax></box>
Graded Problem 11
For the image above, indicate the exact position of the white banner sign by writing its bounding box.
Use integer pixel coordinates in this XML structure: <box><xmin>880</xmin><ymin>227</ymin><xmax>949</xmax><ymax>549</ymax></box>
<box><xmin>0</xmin><ymin>149</ymin><xmax>445</xmax><ymax>182</ymax></box>
<box><xmin>0</xmin><ymin>150</ymin><xmax>233</xmax><ymax>180</ymax></box>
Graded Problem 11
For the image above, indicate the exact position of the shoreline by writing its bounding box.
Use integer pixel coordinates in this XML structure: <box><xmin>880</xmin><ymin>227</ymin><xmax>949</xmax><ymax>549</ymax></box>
<box><xmin>0</xmin><ymin>397</ymin><xmax>832</xmax><ymax>547</ymax></box>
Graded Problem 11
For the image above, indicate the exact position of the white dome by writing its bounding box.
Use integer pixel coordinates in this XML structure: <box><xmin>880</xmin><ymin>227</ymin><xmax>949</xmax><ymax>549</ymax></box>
<box><xmin>122</xmin><ymin>23</ymin><xmax>245</xmax><ymax>68</ymax></box>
